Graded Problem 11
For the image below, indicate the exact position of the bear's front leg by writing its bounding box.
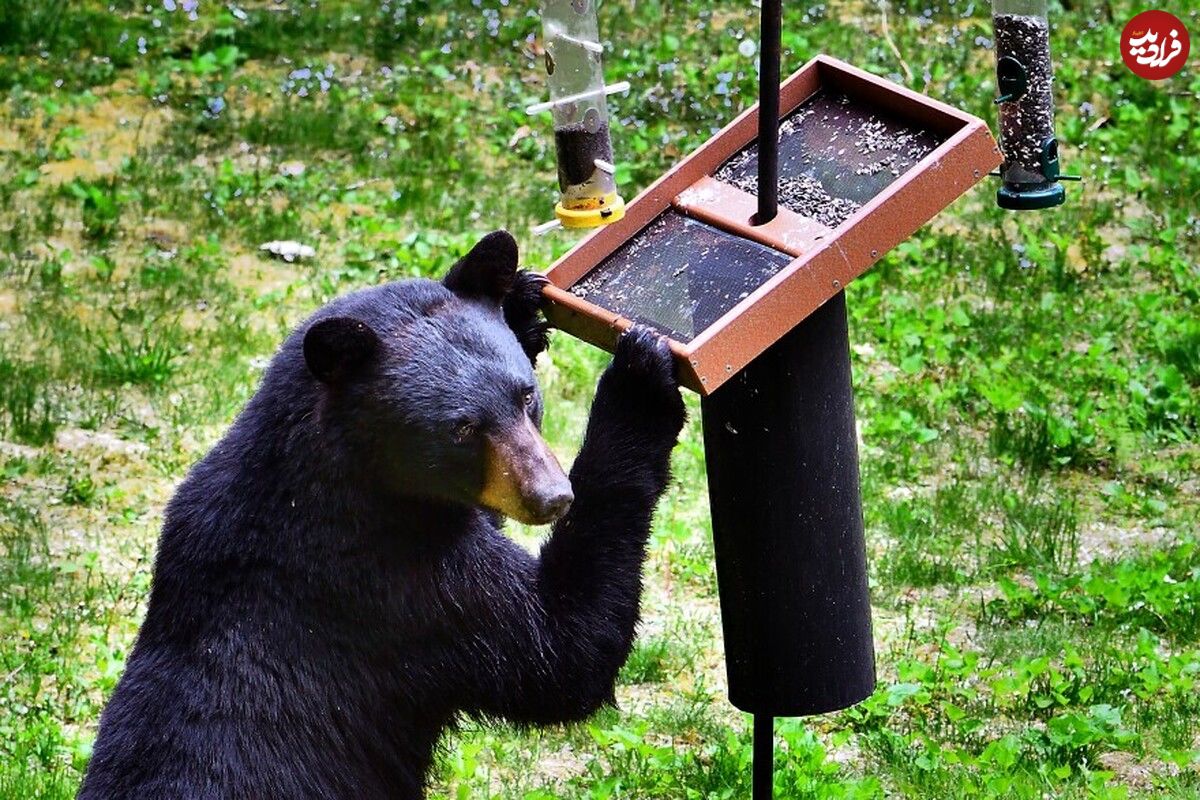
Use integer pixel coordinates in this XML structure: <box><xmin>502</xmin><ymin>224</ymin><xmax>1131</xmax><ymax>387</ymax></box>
<box><xmin>560</xmin><ymin>325</ymin><xmax>687</xmax><ymax>504</ymax></box>
<box><xmin>463</xmin><ymin>327</ymin><xmax>685</xmax><ymax>725</ymax></box>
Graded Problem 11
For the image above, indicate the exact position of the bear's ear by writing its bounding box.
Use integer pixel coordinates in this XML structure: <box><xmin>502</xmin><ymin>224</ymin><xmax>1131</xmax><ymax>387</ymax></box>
<box><xmin>443</xmin><ymin>230</ymin><xmax>518</xmax><ymax>304</ymax></box>
<box><xmin>303</xmin><ymin>317</ymin><xmax>380</xmax><ymax>384</ymax></box>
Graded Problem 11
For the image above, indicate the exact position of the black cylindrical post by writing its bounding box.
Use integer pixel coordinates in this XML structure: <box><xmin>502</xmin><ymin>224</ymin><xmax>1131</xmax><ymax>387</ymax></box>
<box><xmin>753</xmin><ymin>714</ymin><xmax>774</xmax><ymax>800</ymax></box>
<box><xmin>756</xmin><ymin>0</ymin><xmax>782</xmax><ymax>224</ymax></box>
<box><xmin>701</xmin><ymin>291</ymin><xmax>876</xmax><ymax>715</ymax></box>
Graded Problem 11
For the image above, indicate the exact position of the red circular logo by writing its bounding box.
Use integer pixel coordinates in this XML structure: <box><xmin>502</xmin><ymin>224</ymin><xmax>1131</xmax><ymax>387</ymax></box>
<box><xmin>1122</xmin><ymin>10</ymin><xmax>1190</xmax><ymax>80</ymax></box>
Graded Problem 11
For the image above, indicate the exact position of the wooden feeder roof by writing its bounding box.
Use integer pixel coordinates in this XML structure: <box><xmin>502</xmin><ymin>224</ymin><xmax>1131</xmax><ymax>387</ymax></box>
<box><xmin>542</xmin><ymin>55</ymin><xmax>1001</xmax><ymax>395</ymax></box>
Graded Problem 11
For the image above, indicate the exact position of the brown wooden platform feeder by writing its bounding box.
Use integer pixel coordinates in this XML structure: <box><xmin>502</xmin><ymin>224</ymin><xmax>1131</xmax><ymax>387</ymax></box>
<box><xmin>542</xmin><ymin>54</ymin><xmax>1001</xmax><ymax>395</ymax></box>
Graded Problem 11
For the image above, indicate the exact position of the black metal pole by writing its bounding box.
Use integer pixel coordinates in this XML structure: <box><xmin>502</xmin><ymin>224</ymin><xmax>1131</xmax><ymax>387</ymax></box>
<box><xmin>756</xmin><ymin>0</ymin><xmax>782</xmax><ymax>225</ymax></box>
<box><xmin>753</xmin><ymin>714</ymin><xmax>774</xmax><ymax>800</ymax></box>
<box><xmin>701</xmin><ymin>291</ymin><xmax>876</xmax><ymax>715</ymax></box>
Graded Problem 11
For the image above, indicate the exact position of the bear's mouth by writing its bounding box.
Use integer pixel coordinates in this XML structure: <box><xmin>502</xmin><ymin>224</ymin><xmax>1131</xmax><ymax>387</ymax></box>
<box><xmin>477</xmin><ymin>420</ymin><xmax>574</xmax><ymax>525</ymax></box>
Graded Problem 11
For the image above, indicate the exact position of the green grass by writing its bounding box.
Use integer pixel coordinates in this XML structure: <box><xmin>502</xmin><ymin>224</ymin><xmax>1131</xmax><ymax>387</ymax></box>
<box><xmin>0</xmin><ymin>0</ymin><xmax>1198</xmax><ymax>798</ymax></box>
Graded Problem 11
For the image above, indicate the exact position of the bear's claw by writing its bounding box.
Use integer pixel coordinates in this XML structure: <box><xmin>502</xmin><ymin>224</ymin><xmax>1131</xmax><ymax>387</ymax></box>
<box><xmin>605</xmin><ymin>325</ymin><xmax>686</xmax><ymax>441</ymax></box>
<box><xmin>614</xmin><ymin>326</ymin><xmax>674</xmax><ymax>380</ymax></box>
<box><xmin>503</xmin><ymin>271</ymin><xmax>552</xmax><ymax>364</ymax></box>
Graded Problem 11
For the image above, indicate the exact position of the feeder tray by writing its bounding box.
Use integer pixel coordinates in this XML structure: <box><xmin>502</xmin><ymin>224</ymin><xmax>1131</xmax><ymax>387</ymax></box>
<box><xmin>543</xmin><ymin>55</ymin><xmax>1001</xmax><ymax>394</ymax></box>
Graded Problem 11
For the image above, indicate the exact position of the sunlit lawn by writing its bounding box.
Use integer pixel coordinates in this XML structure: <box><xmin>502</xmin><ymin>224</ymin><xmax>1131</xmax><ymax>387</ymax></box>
<box><xmin>0</xmin><ymin>1</ymin><xmax>1197</xmax><ymax>797</ymax></box>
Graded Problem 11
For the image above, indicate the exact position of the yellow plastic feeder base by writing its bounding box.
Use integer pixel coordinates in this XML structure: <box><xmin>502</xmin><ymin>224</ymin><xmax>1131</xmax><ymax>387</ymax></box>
<box><xmin>555</xmin><ymin>192</ymin><xmax>626</xmax><ymax>229</ymax></box>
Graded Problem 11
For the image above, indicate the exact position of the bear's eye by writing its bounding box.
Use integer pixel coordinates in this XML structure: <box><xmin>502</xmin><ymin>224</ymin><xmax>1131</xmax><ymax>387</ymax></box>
<box><xmin>522</xmin><ymin>389</ymin><xmax>536</xmax><ymax>408</ymax></box>
<box><xmin>453</xmin><ymin>421</ymin><xmax>476</xmax><ymax>443</ymax></box>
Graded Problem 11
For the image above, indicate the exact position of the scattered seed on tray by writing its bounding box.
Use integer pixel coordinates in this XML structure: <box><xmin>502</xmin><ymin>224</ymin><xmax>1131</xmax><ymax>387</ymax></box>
<box><xmin>714</xmin><ymin>90</ymin><xmax>942</xmax><ymax>227</ymax></box>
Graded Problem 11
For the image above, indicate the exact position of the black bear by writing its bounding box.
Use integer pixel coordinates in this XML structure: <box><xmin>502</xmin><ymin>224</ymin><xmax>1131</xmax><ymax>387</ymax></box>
<box><xmin>77</xmin><ymin>231</ymin><xmax>685</xmax><ymax>799</ymax></box>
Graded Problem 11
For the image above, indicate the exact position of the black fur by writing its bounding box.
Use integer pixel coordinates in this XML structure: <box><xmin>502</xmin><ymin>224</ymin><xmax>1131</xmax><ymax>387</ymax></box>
<box><xmin>502</xmin><ymin>270</ymin><xmax>552</xmax><ymax>365</ymax></box>
<box><xmin>303</xmin><ymin>316</ymin><xmax>380</xmax><ymax>384</ymax></box>
<box><xmin>78</xmin><ymin>232</ymin><xmax>685</xmax><ymax>800</ymax></box>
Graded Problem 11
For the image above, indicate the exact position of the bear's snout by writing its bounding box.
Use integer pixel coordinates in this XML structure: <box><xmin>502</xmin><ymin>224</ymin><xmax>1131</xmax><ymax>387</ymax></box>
<box><xmin>479</xmin><ymin>418</ymin><xmax>573</xmax><ymax>525</ymax></box>
<box><xmin>526</xmin><ymin>482</ymin><xmax>574</xmax><ymax>525</ymax></box>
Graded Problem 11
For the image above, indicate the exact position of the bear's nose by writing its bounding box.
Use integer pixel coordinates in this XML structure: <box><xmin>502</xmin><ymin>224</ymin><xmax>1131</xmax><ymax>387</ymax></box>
<box><xmin>532</xmin><ymin>485</ymin><xmax>574</xmax><ymax>523</ymax></box>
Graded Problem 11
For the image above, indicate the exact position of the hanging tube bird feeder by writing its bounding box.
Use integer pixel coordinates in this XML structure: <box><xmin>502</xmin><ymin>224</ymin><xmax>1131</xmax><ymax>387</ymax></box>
<box><xmin>992</xmin><ymin>0</ymin><xmax>1074</xmax><ymax>209</ymax></box>
<box><xmin>529</xmin><ymin>0</ymin><xmax>627</xmax><ymax>229</ymax></box>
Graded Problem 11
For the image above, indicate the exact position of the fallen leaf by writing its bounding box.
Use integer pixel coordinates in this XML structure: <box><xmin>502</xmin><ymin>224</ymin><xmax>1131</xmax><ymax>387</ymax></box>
<box><xmin>508</xmin><ymin>125</ymin><xmax>533</xmax><ymax>149</ymax></box>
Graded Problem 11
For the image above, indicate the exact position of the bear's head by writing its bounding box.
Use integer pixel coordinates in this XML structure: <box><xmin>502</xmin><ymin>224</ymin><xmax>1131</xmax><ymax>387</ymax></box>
<box><xmin>299</xmin><ymin>231</ymin><xmax>573</xmax><ymax>525</ymax></box>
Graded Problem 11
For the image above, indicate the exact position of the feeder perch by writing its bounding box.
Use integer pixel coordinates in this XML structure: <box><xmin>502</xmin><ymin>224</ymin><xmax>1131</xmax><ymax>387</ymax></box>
<box><xmin>531</xmin><ymin>0</ymin><xmax>627</xmax><ymax>229</ymax></box>
<box><xmin>992</xmin><ymin>0</ymin><xmax>1068</xmax><ymax>210</ymax></box>
<box><xmin>542</xmin><ymin>55</ymin><xmax>1000</xmax><ymax>394</ymax></box>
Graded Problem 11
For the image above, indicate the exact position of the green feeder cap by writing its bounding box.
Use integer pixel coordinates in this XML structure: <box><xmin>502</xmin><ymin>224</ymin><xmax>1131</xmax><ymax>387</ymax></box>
<box><xmin>997</xmin><ymin>181</ymin><xmax>1065</xmax><ymax>210</ymax></box>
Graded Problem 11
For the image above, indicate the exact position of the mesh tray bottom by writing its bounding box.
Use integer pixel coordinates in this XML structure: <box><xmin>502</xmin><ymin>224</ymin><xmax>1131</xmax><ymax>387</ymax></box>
<box><xmin>568</xmin><ymin>212</ymin><xmax>794</xmax><ymax>343</ymax></box>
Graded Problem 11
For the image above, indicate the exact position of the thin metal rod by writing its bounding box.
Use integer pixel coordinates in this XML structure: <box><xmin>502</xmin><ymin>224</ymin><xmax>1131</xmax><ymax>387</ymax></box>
<box><xmin>756</xmin><ymin>0</ymin><xmax>782</xmax><ymax>224</ymax></box>
<box><xmin>753</xmin><ymin>714</ymin><xmax>774</xmax><ymax>800</ymax></box>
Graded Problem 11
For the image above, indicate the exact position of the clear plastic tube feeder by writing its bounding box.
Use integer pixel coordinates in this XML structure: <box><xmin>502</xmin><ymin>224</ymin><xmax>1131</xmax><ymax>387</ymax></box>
<box><xmin>531</xmin><ymin>0</ymin><xmax>626</xmax><ymax>229</ymax></box>
<box><xmin>992</xmin><ymin>0</ymin><xmax>1066</xmax><ymax>210</ymax></box>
